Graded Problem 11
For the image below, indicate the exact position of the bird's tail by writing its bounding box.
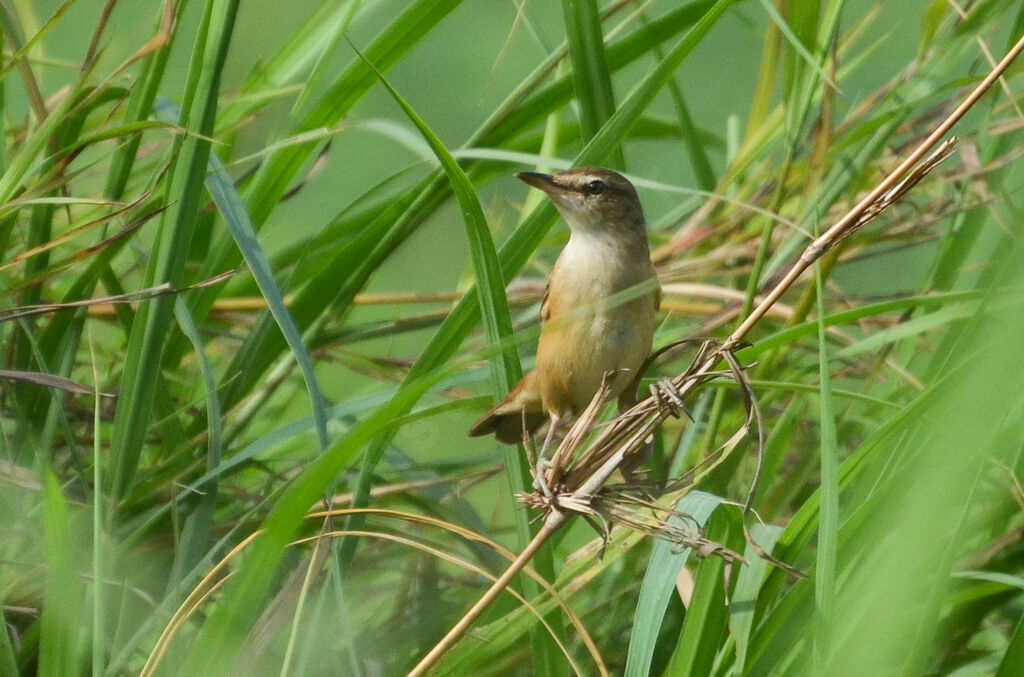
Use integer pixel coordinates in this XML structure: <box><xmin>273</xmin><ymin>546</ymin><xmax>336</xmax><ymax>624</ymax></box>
<box><xmin>467</xmin><ymin>370</ymin><xmax>546</xmax><ymax>444</ymax></box>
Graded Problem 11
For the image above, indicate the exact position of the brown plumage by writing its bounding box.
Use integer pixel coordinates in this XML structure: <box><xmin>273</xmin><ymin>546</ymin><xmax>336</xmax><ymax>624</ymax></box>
<box><xmin>468</xmin><ymin>167</ymin><xmax>660</xmax><ymax>444</ymax></box>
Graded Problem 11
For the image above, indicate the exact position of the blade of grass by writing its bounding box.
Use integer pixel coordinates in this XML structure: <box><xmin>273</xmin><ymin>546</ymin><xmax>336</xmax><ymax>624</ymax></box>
<box><xmin>662</xmin><ymin>505</ymin><xmax>743</xmax><ymax>676</ymax></box>
<box><xmin>38</xmin><ymin>466</ymin><xmax>81</xmax><ymax>677</ymax></box>
<box><xmin>166</xmin><ymin>298</ymin><xmax>224</xmax><ymax>587</ymax></box>
<box><xmin>0</xmin><ymin>608</ymin><xmax>15</xmax><ymax>677</ymax></box>
<box><xmin>562</xmin><ymin>0</ymin><xmax>623</xmax><ymax>168</ymax></box>
<box><xmin>729</xmin><ymin>523</ymin><xmax>783</xmax><ymax>674</ymax></box>
<box><xmin>813</xmin><ymin>247</ymin><xmax>839</xmax><ymax>673</ymax></box>
<box><xmin>89</xmin><ymin>332</ymin><xmax>104</xmax><ymax>677</ymax></box>
<box><xmin>108</xmin><ymin>0</ymin><xmax>239</xmax><ymax>498</ymax></box>
<box><xmin>354</xmin><ymin>52</ymin><xmax>518</xmax><ymax>398</ymax></box>
<box><xmin>757</xmin><ymin>0</ymin><xmax>838</xmax><ymax>95</ymax></box>
<box><xmin>155</xmin><ymin>97</ymin><xmax>330</xmax><ymax>451</ymax></box>
<box><xmin>105</xmin><ymin>0</ymin><xmax>180</xmax><ymax>200</ymax></box>
<box><xmin>996</xmin><ymin>614</ymin><xmax>1024</xmax><ymax>677</ymax></box>
<box><xmin>624</xmin><ymin>491</ymin><xmax>724</xmax><ymax>677</ymax></box>
<box><xmin>738</xmin><ymin>289</ymin><xmax>981</xmax><ymax>358</ymax></box>
<box><xmin>343</xmin><ymin>47</ymin><xmax>520</xmax><ymax>514</ymax></box>
<box><xmin>833</xmin><ymin>302</ymin><xmax>980</xmax><ymax>359</ymax></box>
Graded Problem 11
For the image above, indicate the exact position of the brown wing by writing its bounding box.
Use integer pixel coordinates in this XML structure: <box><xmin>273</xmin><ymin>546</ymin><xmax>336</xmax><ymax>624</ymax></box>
<box><xmin>539</xmin><ymin>258</ymin><xmax>561</xmax><ymax>323</ymax></box>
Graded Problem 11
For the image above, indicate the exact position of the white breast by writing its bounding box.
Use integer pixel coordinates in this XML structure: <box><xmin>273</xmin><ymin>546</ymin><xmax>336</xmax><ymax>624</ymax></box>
<box><xmin>555</xmin><ymin>232</ymin><xmax>624</xmax><ymax>306</ymax></box>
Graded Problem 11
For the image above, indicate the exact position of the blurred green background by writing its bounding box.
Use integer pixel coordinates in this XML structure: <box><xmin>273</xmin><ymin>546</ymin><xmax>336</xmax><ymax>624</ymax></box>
<box><xmin>3</xmin><ymin>0</ymin><xmax>1024</xmax><ymax>675</ymax></box>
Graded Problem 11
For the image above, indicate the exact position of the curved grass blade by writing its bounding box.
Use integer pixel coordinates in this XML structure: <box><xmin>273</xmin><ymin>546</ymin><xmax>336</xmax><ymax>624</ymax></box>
<box><xmin>177</xmin><ymin>372</ymin><xmax>442</xmax><ymax>675</ymax></box>
<box><xmin>739</xmin><ymin>290</ymin><xmax>981</xmax><ymax>359</ymax></box>
<box><xmin>354</xmin><ymin>47</ymin><xmax>518</xmax><ymax>396</ymax></box>
<box><xmin>662</xmin><ymin>505</ymin><xmax>744</xmax><ymax>676</ymax></box>
<box><xmin>155</xmin><ymin>98</ymin><xmax>329</xmax><ymax>451</ymax></box>
<box><xmin>997</xmin><ymin>614</ymin><xmax>1024</xmax><ymax>677</ymax></box>
<box><xmin>242</xmin><ymin>0</ymin><xmax>464</xmax><ymax>227</ymax></box>
<box><xmin>624</xmin><ymin>491</ymin><xmax>724</xmax><ymax>677</ymax></box>
<box><xmin>38</xmin><ymin>467</ymin><xmax>81</xmax><ymax>677</ymax></box>
<box><xmin>352</xmin><ymin>45</ymin><xmax>569</xmax><ymax>672</ymax></box>
<box><xmin>168</xmin><ymin>298</ymin><xmax>224</xmax><ymax>584</ymax></box>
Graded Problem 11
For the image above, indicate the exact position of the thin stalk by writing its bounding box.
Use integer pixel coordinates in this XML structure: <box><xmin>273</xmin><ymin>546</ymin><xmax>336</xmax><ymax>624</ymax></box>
<box><xmin>408</xmin><ymin>511</ymin><xmax>567</xmax><ymax>676</ymax></box>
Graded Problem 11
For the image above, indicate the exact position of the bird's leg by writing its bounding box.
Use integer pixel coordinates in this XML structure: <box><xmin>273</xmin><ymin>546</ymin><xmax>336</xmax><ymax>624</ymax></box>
<box><xmin>532</xmin><ymin>415</ymin><xmax>560</xmax><ymax>499</ymax></box>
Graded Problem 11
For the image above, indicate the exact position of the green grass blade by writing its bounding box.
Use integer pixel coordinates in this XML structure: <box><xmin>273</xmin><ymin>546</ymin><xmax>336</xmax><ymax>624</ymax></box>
<box><xmin>562</xmin><ymin>0</ymin><xmax>622</xmax><ymax>167</ymax></box>
<box><xmin>833</xmin><ymin>302</ymin><xmax>979</xmax><ymax>359</ymax></box>
<box><xmin>813</xmin><ymin>257</ymin><xmax>839</xmax><ymax>672</ymax></box>
<box><xmin>359</xmin><ymin>49</ymin><xmax>518</xmax><ymax>397</ymax></box>
<box><xmin>662</xmin><ymin>505</ymin><xmax>743</xmax><ymax>677</ymax></box>
<box><xmin>739</xmin><ymin>290</ymin><xmax>981</xmax><ymax>359</ymax></box>
<box><xmin>108</xmin><ymin>0</ymin><xmax>239</xmax><ymax>497</ymax></box>
<box><xmin>171</xmin><ymin>98</ymin><xmax>330</xmax><ymax>451</ymax></box>
<box><xmin>105</xmin><ymin>3</ymin><xmax>181</xmax><ymax>201</ymax></box>
<box><xmin>996</xmin><ymin>614</ymin><xmax>1024</xmax><ymax>677</ymax></box>
<box><xmin>38</xmin><ymin>466</ymin><xmax>81</xmax><ymax>677</ymax></box>
<box><xmin>0</xmin><ymin>608</ymin><xmax>15</xmax><ymax>676</ymax></box>
<box><xmin>168</xmin><ymin>297</ymin><xmax>224</xmax><ymax>584</ymax></box>
<box><xmin>89</xmin><ymin>336</ymin><xmax>104</xmax><ymax>677</ymax></box>
<box><xmin>729</xmin><ymin>523</ymin><xmax>783</xmax><ymax>674</ymax></box>
<box><xmin>624</xmin><ymin>492</ymin><xmax>724</xmax><ymax>677</ymax></box>
<box><xmin>757</xmin><ymin>0</ymin><xmax>836</xmax><ymax>93</ymax></box>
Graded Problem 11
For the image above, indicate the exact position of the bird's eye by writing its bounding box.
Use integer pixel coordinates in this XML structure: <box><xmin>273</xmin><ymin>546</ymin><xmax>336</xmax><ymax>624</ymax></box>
<box><xmin>584</xmin><ymin>179</ymin><xmax>605</xmax><ymax>196</ymax></box>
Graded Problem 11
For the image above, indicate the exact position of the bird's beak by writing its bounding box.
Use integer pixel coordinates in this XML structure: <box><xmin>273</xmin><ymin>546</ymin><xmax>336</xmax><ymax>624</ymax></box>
<box><xmin>516</xmin><ymin>171</ymin><xmax>563</xmax><ymax>193</ymax></box>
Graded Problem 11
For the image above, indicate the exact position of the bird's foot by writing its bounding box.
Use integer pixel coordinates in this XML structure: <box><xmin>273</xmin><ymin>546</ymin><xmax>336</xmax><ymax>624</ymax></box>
<box><xmin>531</xmin><ymin>417</ymin><xmax>561</xmax><ymax>501</ymax></box>
<box><xmin>532</xmin><ymin>456</ymin><xmax>555</xmax><ymax>501</ymax></box>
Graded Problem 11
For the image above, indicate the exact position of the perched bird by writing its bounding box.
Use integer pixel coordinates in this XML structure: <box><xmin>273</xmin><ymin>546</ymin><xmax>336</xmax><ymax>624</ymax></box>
<box><xmin>468</xmin><ymin>167</ymin><xmax>660</xmax><ymax>449</ymax></box>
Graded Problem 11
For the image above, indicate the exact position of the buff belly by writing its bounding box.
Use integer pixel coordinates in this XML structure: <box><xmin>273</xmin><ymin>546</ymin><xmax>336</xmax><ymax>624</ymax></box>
<box><xmin>535</xmin><ymin>296</ymin><xmax>655</xmax><ymax>418</ymax></box>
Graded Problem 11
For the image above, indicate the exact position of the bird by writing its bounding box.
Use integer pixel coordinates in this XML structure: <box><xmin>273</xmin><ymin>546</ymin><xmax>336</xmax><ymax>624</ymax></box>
<box><xmin>468</xmin><ymin>167</ymin><xmax>660</xmax><ymax>453</ymax></box>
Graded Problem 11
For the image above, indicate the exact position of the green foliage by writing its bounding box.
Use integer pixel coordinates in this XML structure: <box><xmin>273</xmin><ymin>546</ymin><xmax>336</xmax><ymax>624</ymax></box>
<box><xmin>0</xmin><ymin>0</ymin><xmax>1023</xmax><ymax>675</ymax></box>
